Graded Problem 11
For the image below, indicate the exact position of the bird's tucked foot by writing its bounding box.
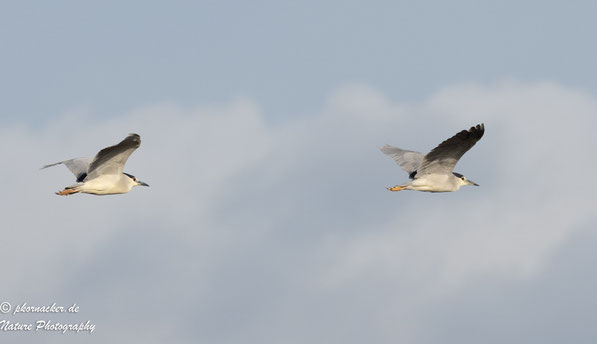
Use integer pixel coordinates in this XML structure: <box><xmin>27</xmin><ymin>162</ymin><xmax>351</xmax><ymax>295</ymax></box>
<box><xmin>56</xmin><ymin>188</ymin><xmax>80</xmax><ymax>196</ymax></box>
<box><xmin>387</xmin><ymin>185</ymin><xmax>407</xmax><ymax>192</ymax></box>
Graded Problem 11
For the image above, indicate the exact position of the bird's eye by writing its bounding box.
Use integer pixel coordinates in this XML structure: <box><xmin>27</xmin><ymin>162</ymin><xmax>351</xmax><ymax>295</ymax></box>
<box><xmin>461</xmin><ymin>177</ymin><xmax>465</xmax><ymax>180</ymax></box>
<box><xmin>133</xmin><ymin>178</ymin><xmax>137</xmax><ymax>181</ymax></box>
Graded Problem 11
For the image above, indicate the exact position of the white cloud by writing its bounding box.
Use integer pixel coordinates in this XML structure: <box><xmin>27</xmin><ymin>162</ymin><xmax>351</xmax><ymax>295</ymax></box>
<box><xmin>323</xmin><ymin>80</ymin><xmax>596</xmax><ymax>293</ymax></box>
<box><xmin>1</xmin><ymin>80</ymin><xmax>595</xmax><ymax>343</ymax></box>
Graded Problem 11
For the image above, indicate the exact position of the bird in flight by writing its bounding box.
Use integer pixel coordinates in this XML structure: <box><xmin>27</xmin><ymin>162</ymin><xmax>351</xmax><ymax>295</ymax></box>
<box><xmin>380</xmin><ymin>124</ymin><xmax>485</xmax><ymax>192</ymax></box>
<box><xmin>42</xmin><ymin>133</ymin><xmax>149</xmax><ymax>196</ymax></box>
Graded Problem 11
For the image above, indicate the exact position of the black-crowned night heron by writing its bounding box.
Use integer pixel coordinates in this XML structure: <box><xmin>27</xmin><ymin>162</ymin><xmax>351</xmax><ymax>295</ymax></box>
<box><xmin>42</xmin><ymin>133</ymin><xmax>149</xmax><ymax>196</ymax></box>
<box><xmin>381</xmin><ymin>124</ymin><xmax>485</xmax><ymax>192</ymax></box>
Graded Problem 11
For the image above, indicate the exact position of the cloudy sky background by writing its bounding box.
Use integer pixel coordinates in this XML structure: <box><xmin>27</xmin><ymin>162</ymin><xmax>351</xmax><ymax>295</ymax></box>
<box><xmin>2</xmin><ymin>1</ymin><xmax>597</xmax><ymax>343</ymax></box>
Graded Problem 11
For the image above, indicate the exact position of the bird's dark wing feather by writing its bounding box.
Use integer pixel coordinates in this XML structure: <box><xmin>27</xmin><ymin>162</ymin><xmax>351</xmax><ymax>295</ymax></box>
<box><xmin>86</xmin><ymin>134</ymin><xmax>141</xmax><ymax>178</ymax></box>
<box><xmin>417</xmin><ymin>124</ymin><xmax>484</xmax><ymax>175</ymax></box>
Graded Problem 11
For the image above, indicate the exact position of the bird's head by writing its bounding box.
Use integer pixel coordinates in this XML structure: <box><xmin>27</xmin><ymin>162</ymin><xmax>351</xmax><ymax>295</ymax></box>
<box><xmin>453</xmin><ymin>172</ymin><xmax>479</xmax><ymax>187</ymax></box>
<box><xmin>124</xmin><ymin>173</ymin><xmax>149</xmax><ymax>188</ymax></box>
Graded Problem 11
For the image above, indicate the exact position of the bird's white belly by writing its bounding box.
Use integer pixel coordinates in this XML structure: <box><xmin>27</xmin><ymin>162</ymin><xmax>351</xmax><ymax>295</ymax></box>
<box><xmin>411</xmin><ymin>174</ymin><xmax>458</xmax><ymax>192</ymax></box>
<box><xmin>80</xmin><ymin>175</ymin><xmax>125</xmax><ymax>195</ymax></box>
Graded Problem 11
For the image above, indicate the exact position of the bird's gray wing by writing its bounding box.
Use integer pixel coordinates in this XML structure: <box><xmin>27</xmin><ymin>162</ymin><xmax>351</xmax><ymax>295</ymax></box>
<box><xmin>41</xmin><ymin>158</ymin><xmax>92</xmax><ymax>182</ymax></box>
<box><xmin>86</xmin><ymin>134</ymin><xmax>141</xmax><ymax>179</ymax></box>
<box><xmin>418</xmin><ymin>123</ymin><xmax>485</xmax><ymax>175</ymax></box>
<box><xmin>380</xmin><ymin>145</ymin><xmax>424</xmax><ymax>175</ymax></box>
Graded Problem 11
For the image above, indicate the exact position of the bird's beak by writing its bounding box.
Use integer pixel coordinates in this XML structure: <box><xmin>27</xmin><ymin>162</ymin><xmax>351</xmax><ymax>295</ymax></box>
<box><xmin>138</xmin><ymin>181</ymin><xmax>150</xmax><ymax>187</ymax></box>
<box><xmin>467</xmin><ymin>179</ymin><xmax>479</xmax><ymax>186</ymax></box>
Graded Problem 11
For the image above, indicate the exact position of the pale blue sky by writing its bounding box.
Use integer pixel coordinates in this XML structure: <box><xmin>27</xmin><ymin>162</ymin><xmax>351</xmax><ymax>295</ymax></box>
<box><xmin>3</xmin><ymin>1</ymin><xmax>597</xmax><ymax>125</ymax></box>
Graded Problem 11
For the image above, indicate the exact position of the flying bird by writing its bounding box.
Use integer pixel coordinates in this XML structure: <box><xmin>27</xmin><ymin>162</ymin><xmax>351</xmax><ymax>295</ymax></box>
<box><xmin>380</xmin><ymin>124</ymin><xmax>484</xmax><ymax>192</ymax></box>
<box><xmin>42</xmin><ymin>133</ymin><xmax>149</xmax><ymax>196</ymax></box>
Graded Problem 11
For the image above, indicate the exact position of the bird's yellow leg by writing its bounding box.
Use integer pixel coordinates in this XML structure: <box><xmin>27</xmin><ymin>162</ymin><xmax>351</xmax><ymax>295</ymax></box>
<box><xmin>387</xmin><ymin>185</ymin><xmax>407</xmax><ymax>191</ymax></box>
<box><xmin>56</xmin><ymin>188</ymin><xmax>80</xmax><ymax>196</ymax></box>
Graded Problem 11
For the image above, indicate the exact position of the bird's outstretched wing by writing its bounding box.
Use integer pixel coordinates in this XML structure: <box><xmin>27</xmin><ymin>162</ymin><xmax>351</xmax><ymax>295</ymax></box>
<box><xmin>380</xmin><ymin>145</ymin><xmax>424</xmax><ymax>176</ymax></box>
<box><xmin>417</xmin><ymin>124</ymin><xmax>485</xmax><ymax>175</ymax></box>
<box><xmin>86</xmin><ymin>134</ymin><xmax>141</xmax><ymax>179</ymax></box>
<box><xmin>41</xmin><ymin>158</ymin><xmax>92</xmax><ymax>182</ymax></box>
